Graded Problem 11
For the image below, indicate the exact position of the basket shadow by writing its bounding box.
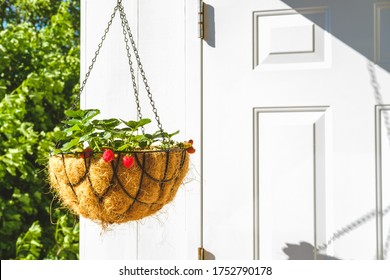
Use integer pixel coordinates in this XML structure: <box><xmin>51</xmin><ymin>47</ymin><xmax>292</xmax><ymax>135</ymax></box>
<box><xmin>282</xmin><ymin>241</ymin><xmax>340</xmax><ymax>260</ymax></box>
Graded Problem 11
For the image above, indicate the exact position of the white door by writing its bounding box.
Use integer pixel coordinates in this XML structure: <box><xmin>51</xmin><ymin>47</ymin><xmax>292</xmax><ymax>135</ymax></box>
<box><xmin>201</xmin><ymin>0</ymin><xmax>390</xmax><ymax>260</ymax></box>
<box><xmin>80</xmin><ymin>0</ymin><xmax>390</xmax><ymax>260</ymax></box>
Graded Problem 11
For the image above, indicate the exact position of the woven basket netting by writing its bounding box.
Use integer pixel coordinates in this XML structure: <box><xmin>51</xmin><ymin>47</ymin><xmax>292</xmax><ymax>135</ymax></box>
<box><xmin>48</xmin><ymin>149</ymin><xmax>189</xmax><ymax>225</ymax></box>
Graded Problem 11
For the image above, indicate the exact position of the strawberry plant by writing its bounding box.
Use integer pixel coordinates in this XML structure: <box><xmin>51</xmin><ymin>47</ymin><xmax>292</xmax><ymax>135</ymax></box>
<box><xmin>53</xmin><ymin>109</ymin><xmax>194</xmax><ymax>156</ymax></box>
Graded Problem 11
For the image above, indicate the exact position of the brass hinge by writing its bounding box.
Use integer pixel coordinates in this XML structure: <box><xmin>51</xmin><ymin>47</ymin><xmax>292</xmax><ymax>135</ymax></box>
<box><xmin>198</xmin><ymin>247</ymin><xmax>205</xmax><ymax>260</ymax></box>
<box><xmin>198</xmin><ymin>0</ymin><xmax>204</xmax><ymax>39</ymax></box>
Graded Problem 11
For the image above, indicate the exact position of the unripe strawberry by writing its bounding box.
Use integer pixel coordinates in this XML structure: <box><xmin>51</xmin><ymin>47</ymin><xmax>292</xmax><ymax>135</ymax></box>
<box><xmin>102</xmin><ymin>149</ymin><xmax>115</xmax><ymax>162</ymax></box>
<box><xmin>123</xmin><ymin>155</ymin><xmax>135</xmax><ymax>169</ymax></box>
<box><xmin>80</xmin><ymin>147</ymin><xmax>93</xmax><ymax>158</ymax></box>
<box><xmin>186</xmin><ymin>146</ymin><xmax>196</xmax><ymax>154</ymax></box>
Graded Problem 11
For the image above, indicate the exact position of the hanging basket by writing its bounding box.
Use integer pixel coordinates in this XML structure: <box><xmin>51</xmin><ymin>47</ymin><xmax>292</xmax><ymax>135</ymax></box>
<box><xmin>48</xmin><ymin>0</ymin><xmax>194</xmax><ymax>225</ymax></box>
<box><xmin>49</xmin><ymin>149</ymin><xmax>189</xmax><ymax>225</ymax></box>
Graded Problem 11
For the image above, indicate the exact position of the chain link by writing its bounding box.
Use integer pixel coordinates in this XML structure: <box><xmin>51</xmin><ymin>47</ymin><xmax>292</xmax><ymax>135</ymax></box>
<box><xmin>70</xmin><ymin>4</ymin><xmax>119</xmax><ymax>112</ymax></box>
<box><xmin>118</xmin><ymin>2</ymin><xmax>165</xmax><ymax>135</ymax></box>
<box><xmin>119</xmin><ymin>7</ymin><xmax>144</xmax><ymax>132</ymax></box>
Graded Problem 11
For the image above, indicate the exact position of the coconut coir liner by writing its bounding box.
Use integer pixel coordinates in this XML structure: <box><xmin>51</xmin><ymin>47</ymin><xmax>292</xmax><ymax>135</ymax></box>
<box><xmin>48</xmin><ymin>150</ymin><xmax>189</xmax><ymax>226</ymax></box>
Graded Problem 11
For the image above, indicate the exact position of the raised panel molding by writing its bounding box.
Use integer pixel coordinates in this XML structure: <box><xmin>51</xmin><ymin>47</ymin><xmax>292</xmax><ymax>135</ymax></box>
<box><xmin>374</xmin><ymin>2</ymin><xmax>390</xmax><ymax>65</ymax></box>
<box><xmin>269</xmin><ymin>24</ymin><xmax>315</xmax><ymax>55</ymax></box>
<box><xmin>252</xmin><ymin>7</ymin><xmax>331</xmax><ymax>70</ymax></box>
<box><xmin>253</xmin><ymin>106</ymin><xmax>333</xmax><ymax>259</ymax></box>
<box><xmin>375</xmin><ymin>105</ymin><xmax>390</xmax><ymax>260</ymax></box>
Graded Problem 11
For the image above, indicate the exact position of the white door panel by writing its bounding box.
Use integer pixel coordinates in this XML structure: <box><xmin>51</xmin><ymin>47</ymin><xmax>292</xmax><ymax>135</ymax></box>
<box><xmin>254</xmin><ymin>107</ymin><xmax>333</xmax><ymax>259</ymax></box>
<box><xmin>253</xmin><ymin>7</ymin><xmax>331</xmax><ymax>70</ymax></box>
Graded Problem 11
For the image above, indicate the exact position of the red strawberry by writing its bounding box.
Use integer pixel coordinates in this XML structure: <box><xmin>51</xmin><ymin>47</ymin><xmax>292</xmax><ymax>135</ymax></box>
<box><xmin>102</xmin><ymin>149</ymin><xmax>115</xmax><ymax>162</ymax></box>
<box><xmin>80</xmin><ymin>147</ymin><xmax>93</xmax><ymax>158</ymax></box>
<box><xmin>122</xmin><ymin>155</ymin><xmax>135</xmax><ymax>169</ymax></box>
<box><xmin>186</xmin><ymin>146</ymin><xmax>196</xmax><ymax>154</ymax></box>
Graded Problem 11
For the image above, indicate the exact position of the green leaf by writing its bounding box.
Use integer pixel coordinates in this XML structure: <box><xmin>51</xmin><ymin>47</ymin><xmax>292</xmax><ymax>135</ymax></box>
<box><xmin>139</xmin><ymin>141</ymin><xmax>148</xmax><ymax>149</ymax></box>
<box><xmin>116</xmin><ymin>143</ymin><xmax>131</xmax><ymax>151</ymax></box>
<box><xmin>79</xmin><ymin>134</ymin><xmax>91</xmax><ymax>142</ymax></box>
<box><xmin>112</xmin><ymin>128</ymin><xmax>128</xmax><ymax>135</ymax></box>
<box><xmin>138</xmin><ymin>118</ymin><xmax>152</xmax><ymax>127</ymax></box>
<box><xmin>121</xmin><ymin>118</ymin><xmax>151</xmax><ymax>130</ymax></box>
<box><xmin>89</xmin><ymin>138</ymin><xmax>101</xmax><ymax>151</ymax></box>
<box><xmin>63</xmin><ymin>119</ymin><xmax>82</xmax><ymax>126</ymax></box>
<box><xmin>53</xmin><ymin>130</ymin><xmax>66</xmax><ymax>141</ymax></box>
<box><xmin>67</xmin><ymin>124</ymin><xmax>81</xmax><ymax>132</ymax></box>
<box><xmin>64</xmin><ymin>109</ymin><xmax>85</xmax><ymax>119</ymax></box>
<box><xmin>82</xmin><ymin>109</ymin><xmax>100</xmax><ymax>121</ymax></box>
<box><xmin>120</xmin><ymin>119</ymin><xmax>138</xmax><ymax>129</ymax></box>
<box><xmin>52</xmin><ymin>149</ymin><xmax>62</xmax><ymax>154</ymax></box>
<box><xmin>92</xmin><ymin>118</ymin><xmax>121</xmax><ymax>130</ymax></box>
<box><xmin>16</xmin><ymin>221</ymin><xmax>42</xmax><ymax>260</ymax></box>
<box><xmin>103</xmin><ymin>131</ymin><xmax>112</xmax><ymax>140</ymax></box>
<box><xmin>169</xmin><ymin>130</ymin><xmax>180</xmax><ymax>138</ymax></box>
<box><xmin>61</xmin><ymin>137</ymin><xmax>80</xmax><ymax>152</ymax></box>
<box><xmin>152</xmin><ymin>130</ymin><xmax>166</xmax><ymax>140</ymax></box>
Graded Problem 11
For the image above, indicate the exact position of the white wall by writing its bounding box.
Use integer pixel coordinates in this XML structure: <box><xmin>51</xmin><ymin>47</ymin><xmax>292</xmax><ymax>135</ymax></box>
<box><xmin>80</xmin><ymin>0</ymin><xmax>201</xmax><ymax>260</ymax></box>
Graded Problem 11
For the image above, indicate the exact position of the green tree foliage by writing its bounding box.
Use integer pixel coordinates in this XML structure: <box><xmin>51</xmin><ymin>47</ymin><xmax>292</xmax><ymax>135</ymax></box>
<box><xmin>0</xmin><ymin>0</ymin><xmax>80</xmax><ymax>259</ymax></box>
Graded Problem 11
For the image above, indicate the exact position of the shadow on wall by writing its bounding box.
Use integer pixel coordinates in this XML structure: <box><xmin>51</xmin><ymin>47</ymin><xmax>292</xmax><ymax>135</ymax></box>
<box><xmin>283</xmin><ymin>242</ymin><xmax>340</xmax><ymax>260</ymax></box>
<box><xmin>204</xmin><ymin>3</ymin><xmax>215</xmax><ymax>48</ymax></box>
<box><xmin>278</xmin><ymin>0</ymin><xmax>390</xmax><ymax>260</ymax></box>
<box><xmin>204</xmin><ymin>248</ymin><xmax>216</xmax><ymax>260</ymax></box>
<box><xmin>280</xmin><ymin>0</ymin><xmax>390</xmax><ymax>73</ymax></box>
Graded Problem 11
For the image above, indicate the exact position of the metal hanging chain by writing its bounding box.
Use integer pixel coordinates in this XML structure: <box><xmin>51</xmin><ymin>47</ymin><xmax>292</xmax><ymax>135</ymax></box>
<box><xmin>69</xmin><ymin>4</ymin><xmax>119</xmax><ymax>112</ymax></box>
<box><xmin>117</xmin><ymin>2</ymin><xmax>165</xmax><ymax>135</ymax></box>
<box><xmin>119</xmin><ymin>6</ymin><xmax>144</xmax><ymax>132</ymax></box>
